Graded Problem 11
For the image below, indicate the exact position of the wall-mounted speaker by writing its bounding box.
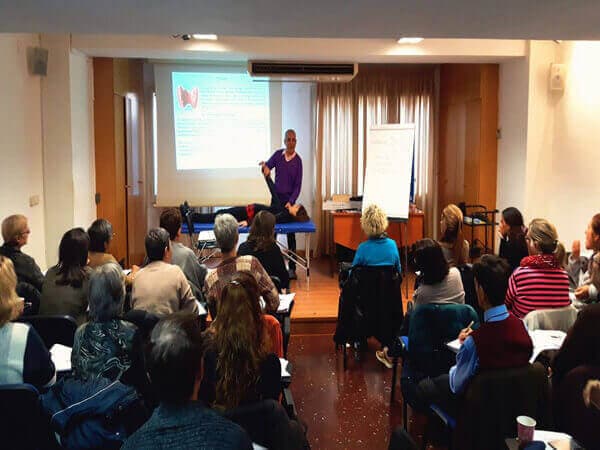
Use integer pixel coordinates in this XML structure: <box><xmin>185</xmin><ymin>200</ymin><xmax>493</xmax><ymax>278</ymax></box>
<box><xmin>27</xmin><ymin>47</ymin><xmax>48</xmax><ymax>76</ymax></box>
<box><xmin>549</xmin><ymin>63</ymin><xmax>566</xmax><ymax>91</ymax></box>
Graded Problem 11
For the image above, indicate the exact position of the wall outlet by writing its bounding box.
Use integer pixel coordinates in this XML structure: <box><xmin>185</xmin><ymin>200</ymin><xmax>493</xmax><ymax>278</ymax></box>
<box><xmin>29</xmin><ymin>195</ymin><xmax>40</xmax><ymax>207</ymax></box>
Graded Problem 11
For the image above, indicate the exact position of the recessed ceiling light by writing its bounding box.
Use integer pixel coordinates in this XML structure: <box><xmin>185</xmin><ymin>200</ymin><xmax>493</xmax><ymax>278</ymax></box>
<box><xmin>397</xmin><ymin>37</ymin><xmax>424</xmax><ymax>44</ymax></box>
<box><xmin>192</xmin><ymin>34</ymin><xmax>218</xmax><ymax>41</ymax></box>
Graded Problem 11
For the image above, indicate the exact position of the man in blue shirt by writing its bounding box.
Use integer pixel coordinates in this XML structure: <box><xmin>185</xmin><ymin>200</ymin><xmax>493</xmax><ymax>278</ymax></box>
<box><xmin>417</xmin><ymin>255</ymin><xmax>532</xmax><ymax>416</ymax></box>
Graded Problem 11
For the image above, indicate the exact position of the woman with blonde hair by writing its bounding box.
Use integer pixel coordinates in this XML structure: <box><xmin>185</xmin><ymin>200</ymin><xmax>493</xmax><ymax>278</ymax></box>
<box><xmin>352</xmin><ymin>204</ymin><xmax>401</xmax><ymax>272</ymax></box>
<box><xmin>439</xmin><ymin>204</ymin><xmax>469</xmax><ymax>267</ymax></box>
<box><xmin>505</xmin><ymin>218</ymin><xmax>571</xmax><ymax>319</ymax></box>
<box><xmin>0</xmin><ymin>256</ymin><xmax>55</xmax><ymax>389</ymax></box>
<box><xmin>203</xmin><ymin>271</ymin><xmax>283</xmax><ymax>409</ymax></box>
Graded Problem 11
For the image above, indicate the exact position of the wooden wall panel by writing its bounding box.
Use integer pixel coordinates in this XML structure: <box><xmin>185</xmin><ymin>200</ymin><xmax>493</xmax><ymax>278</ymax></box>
<box><xmin>437</xmin><ymin>64</ymin><xmax>499</xmax><ymax>253</ymax></box>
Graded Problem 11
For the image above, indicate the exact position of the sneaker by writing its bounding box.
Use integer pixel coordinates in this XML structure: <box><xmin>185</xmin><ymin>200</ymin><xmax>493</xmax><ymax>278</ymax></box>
<box><xmin>288</xmin><ymin>268</ymin><xmax>297</xmax><ymax>280</ymax></box>
<box><xmin>375</xmin><ymin>350</ymin><xmax>393</xmax><ymax>369</ymax></box>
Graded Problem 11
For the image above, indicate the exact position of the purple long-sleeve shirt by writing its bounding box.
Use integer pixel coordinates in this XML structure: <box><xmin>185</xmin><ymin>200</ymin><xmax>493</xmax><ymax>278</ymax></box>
<box><xmin>266</xmin><ymin>149</ymin><xmax>303</xmax><ymax>205</ymax></box>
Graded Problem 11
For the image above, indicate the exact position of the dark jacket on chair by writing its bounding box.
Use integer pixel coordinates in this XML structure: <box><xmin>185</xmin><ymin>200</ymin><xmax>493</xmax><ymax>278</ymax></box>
<box><xmin>334</xmin><ymin>265</ymin><xmax>403</xmax><ymax>347</ymax></box>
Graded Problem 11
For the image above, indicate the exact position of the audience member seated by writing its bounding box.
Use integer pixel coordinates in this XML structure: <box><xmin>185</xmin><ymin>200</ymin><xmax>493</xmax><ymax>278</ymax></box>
<box><xmin>204</xmin><ymin>214</ymin><xmax>279</xmax><ymax>317</ymax></box>
<box><xmin>505</xmin><ymin>218</ymin><xmax>571</xmax><ymax>319</ymax></box>
<box><xmin>0</xmin><ymin>214</ymin><xmax>44</xmax><ymax>292</ymax></box>
<box><xmin>568</xmin><ymin>212</ymin><xmax>600</xmax><ymax>305</ymax></box>
<box><xmin>87</xmin><ymin>218</ymin><xmax>118</xmax><ymax>268</ymax></box>
<box><xmin>412</xmin><ymin>239</ymin><xmax>465</xmax><ymax>307</ymax></box>
<box><xmin>376</xmin><ymin>239</ymin><xmax>464</xmax><ymax>368</ymax></box>
<box><xmin>438</xmin><ymin>204</ymin><xmax>469</xmax><ymax>267</ymax></box>
<box><xmin>416</xmin><ymin>255</ymin><xmax>533</xmax><ymax>416</ymax></box>
<box><xmin>160</xmin><ymin>207</ymin><xmax>208</xmax><ymax>301</ymax></box>
<box><xmin>72</xmin><ymin>263</ymin><xmax>149</xmax><ymax>396</ymax></box>
<box><xmin>203</xmin><ymin>272</ymin><xmax>283</xmax><ymax>408</ymax></box>
<box><xmin>39</xmin><ymin>228</ymin><xmax>91</xmax><ymax>324</ymax></box>
<box><xmin>351</xmin><ymin>204</ymin><xmax>401</xmax><ymax>272</ymax></box>
<box><xmin>552</xmin><ymin>302</ymin><xmax>600</xmax><ymax>386</ymax></box>
<box><xmin>238</xmin><ymin>210</ymin><xmax>290</xmax><ymax>291</ymax></box>
<box><xmin>498</xmin><ymin>206</ymin><xmax>529</xmax><ymax>273</ymax></box>
<box><xmin>122</xmin><ymin>313</ymin><xmax>252</xmax><ymax>450</ymax></box>
<box><xmin>0</xmin><ymin>256</ymin><xmax>55</xmax><ymax>390</ymax></box>
<box><xmin>132</xmin><ymin>228</ymin><xmax>198</xmax><ymax>317</ymax></box>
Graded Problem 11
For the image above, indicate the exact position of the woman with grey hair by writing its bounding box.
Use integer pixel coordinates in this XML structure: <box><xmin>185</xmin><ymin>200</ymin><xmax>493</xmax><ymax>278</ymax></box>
<box><xmin>71</xmin><ymin>263</ymin><xmax>149</xmax><ymax>396</ymax></box>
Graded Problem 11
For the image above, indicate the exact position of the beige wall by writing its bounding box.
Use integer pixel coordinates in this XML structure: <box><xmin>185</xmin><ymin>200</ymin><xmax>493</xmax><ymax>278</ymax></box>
<box><xmin>0</xmin><ymin>34</ymin><xmax>47</xmax><ymax>268</ymax></box>
<box><xmin>0</xmin><ymin>34</ymin><xmax>96</xmax><ymax>269</ymax></box>
<box><xmin>497</xmin><ymin>40</ymin><xmax>600</xmax><ymax>248</ymax></box>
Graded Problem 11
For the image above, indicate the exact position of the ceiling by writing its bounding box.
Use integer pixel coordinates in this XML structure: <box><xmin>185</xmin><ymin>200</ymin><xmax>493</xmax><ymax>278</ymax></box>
<box><xmin>2</xmin><ymin>0</ymin><xmax>600</xmax><ymax>40</ymax></box>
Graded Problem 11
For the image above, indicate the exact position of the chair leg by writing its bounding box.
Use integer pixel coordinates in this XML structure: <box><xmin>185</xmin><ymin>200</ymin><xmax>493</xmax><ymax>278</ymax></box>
<box><xmin>343</xmin><ymin>343</ymin><xmax>347</xmax><ymax>370</ymax></box>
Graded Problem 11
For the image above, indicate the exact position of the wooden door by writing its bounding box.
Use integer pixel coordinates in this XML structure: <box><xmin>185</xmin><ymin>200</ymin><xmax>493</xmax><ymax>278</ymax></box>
<box><xmin>125</xmin><ymin>95</ymin><xmax>147</xmax><ymax>265</ymax></box>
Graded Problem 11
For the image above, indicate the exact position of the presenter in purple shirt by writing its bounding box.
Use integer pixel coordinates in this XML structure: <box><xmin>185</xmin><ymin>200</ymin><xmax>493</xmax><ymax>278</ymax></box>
<box><xmin>260</xmin><ymin>129</ymin><xmax>303</xmax><ymax>279</ymax></box>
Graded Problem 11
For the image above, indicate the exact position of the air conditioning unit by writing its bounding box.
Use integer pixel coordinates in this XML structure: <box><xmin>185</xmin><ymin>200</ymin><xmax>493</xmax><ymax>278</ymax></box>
<box><xmin>247</xmin><ymin>61</ymin><xmax>358</xmax><ymax>82</ymax></box>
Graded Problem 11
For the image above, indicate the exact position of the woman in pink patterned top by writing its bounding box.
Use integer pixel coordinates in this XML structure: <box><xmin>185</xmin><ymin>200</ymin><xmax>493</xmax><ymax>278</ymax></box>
<box><xmin>505</xmin><ymin>218</ymin><xmax>571</xmax><ymax>319</ymax></box>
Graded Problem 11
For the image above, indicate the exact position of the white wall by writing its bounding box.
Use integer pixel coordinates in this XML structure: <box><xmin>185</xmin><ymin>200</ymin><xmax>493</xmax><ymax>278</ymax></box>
<box><xmin>0</xmin><ymin>34</ymin><xmax>47</xmax><ymax>268</ymax></box>
<box><xmin>497</xmin><ymin>57</ymin><xmax>529</xmax><ymax>215</ymax></box>
<box><xmin>497</xmin><ymin>40</ymin><xmax>600</xmax><ymax>248</ymax></box>
<box><xmin>70</xmin><ymin>50</ymin><xmax>96</xmax><ymax>229</ymax></box>
<box><xmin>40</xmin><ymin>34</ymin><xmax>96</xmax><ymax>265</ymax></box>
<box><xmin>550</xmin><ymin>41</ymin><xmax>600</xmax><ymax>246</ymax></box>
<box><xmin>281</xmin><ymin>82</ymin><xmax>315</xmax><ymax>252</ymax></box>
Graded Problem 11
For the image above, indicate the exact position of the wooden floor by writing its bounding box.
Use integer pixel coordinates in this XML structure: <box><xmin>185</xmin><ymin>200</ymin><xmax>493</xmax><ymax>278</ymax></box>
<box><xmin>288</xmin><ymin>257</ymin><xmax>415</xmax><ymax>334</ymax></box>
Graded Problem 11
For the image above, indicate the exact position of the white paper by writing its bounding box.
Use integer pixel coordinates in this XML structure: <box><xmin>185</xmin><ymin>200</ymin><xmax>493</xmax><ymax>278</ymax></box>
<box><xmin>280</xmin><ymin>358</ymin><xmax>291</xmax><ymax>378</ymax></box>
<box><xmin>50</xmin><ymin>344</ymin><xmax>72</xmax><ymax>372</ymax></box>
<box><xmin>529</xmin><ymin>330</ymin><xmax>566</xmax><ymax>363</ymax></box>
<box><xmin>277</xmin><ymin>293</ymin><xmax>296</xmax><ymax>313</ymax></box>
<box><xmin>198</xmin><ymin>230</ymin><xmax>216</xmax><ymax>241</ymax></box>
<box><xmin>195</xmin><ymin>300</ymin><xmax>207</xmax><ymax>316</ymax></box>
<box><xmin>446</xmin><ymin>329</ymin><xmax>566</xmax><ymax>364</ymax></box>
<box><xmin>533</xmin><ymin>430</ymin><xmax>573</xmax><ymax>449</ymax></box>
<box><xmin>446</xmin><ymin>338</ymin><xmax>461</xmax><ymax>353</ymax></box>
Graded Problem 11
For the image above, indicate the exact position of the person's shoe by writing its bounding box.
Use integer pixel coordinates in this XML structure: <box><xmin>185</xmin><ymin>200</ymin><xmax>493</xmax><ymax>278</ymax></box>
<box><xmin>375</xmin><ymin>350</ymin><xmax>393</xmax><ymax>369</ymax></box>
<box><xmin>288</xmin><ymin>268</ymin><xmax>297</xmax><ymax>280</ymax></box>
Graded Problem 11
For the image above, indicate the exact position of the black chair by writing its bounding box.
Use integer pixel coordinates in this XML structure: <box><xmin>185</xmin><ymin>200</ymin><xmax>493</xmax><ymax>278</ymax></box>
<box><xmin>123</xmin><ymin>309</ymin><xmax>161</xmax><ymax>342</ymax></box>
<box><xmin>16</xmin><ymin>315</ymin><xmax>78</xmax><ymax>348</ymax></box>
<box><xmin>424</xmin><ymin>363</ymin><xmax>550</xmax><ymax>450</ymax></box>
<box><xmin>334</xmin><ymin>265</ymin><xmax>403</xmax><ymax>369</ymax></box>
<box><xmin>224</xmin><ymin>399</ymin><xmax>308</xmax><ymax>450</ymax></box>
<box><xmin>388</xmin><ymin>426</ymin><xmax>418</xmax><ymax>450</ymax></box>
<box><xmin>0</xmin><ymin>383</ymin><xmax>58</xmax><ymax>449</ymax></box>
<box><xmin>270</xmin><ymin>275</ymin><xmax>294</xmax><ymax>358</ymax></box>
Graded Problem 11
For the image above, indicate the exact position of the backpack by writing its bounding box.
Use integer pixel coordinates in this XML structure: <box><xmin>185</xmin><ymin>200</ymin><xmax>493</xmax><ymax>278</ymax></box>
<box><xmin>41</xmin><ymin>376</ymin><xmax>147</xmax><ymax>449</ymax></box>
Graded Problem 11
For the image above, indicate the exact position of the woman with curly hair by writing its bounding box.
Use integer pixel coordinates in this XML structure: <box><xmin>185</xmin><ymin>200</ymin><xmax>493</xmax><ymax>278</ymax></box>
<box><xmin>203</xmin><ymin>271</ymin><xmax>282</xmax><ymax>409</ymax></box>
<box><xmin>352</xmin><ymin>204</ymin><xmax>401</xmax><ymax>272</ymax></box>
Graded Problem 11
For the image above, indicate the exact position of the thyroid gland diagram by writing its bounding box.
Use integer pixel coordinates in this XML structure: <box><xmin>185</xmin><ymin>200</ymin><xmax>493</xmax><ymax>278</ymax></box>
<box><xmin>177</xmin><ymin>86</ymin><xmax>199</xmax><ymax>109</ymax></box>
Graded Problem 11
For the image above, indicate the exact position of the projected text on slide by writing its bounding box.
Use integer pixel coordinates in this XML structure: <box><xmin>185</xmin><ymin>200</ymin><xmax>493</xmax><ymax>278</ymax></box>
<box><xmin>172</xmin><ymin>72</ymin><xmax>270</xmax><ymax>170</ymax></box>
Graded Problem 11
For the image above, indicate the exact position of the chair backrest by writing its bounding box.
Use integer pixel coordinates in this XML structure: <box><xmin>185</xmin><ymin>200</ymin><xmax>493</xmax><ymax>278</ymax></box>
<box><xmin>0</xmin><ymin>383</ymin><xmax>53</xmax><ymax>449</ymax></box>
<box><xmin>336</xmin><ymin>265</ymin><xmax>403</xmax><ymax>346</ymax></box>
<box><xmin>456</xmin><ymin>264</ymin><xmax>483</xmax><ymax>320</ymax></box>
<box><xmin>408</xmin><ymin>303</ymin><xmax>479</xmax><ymax>376</ymax></box>
<box><xmin>523</xmin><ymin>305</ymin><xmax>578</xmax><ymax>332</ymax></box>
<box><xmin>225</xmin><ymin>399</ymin><xmax>306</xmax><ymax>450</ymax></box>
<box><xmin>455</xmin><ymin>363</ymin><xmax>550</xmax><ymax>450</ymax></box>
<box><xmin>123</xmin><ymin>309</ymin><xmax>160</xmax><ymax>343</ymax></box>
<box><xmin>554</xmin><ymin>365</ymin><xmax>600</xmax><ymax>449</ymax></box>
<box><xmin>16</xmin><ymin>315</ymin><xmax>78</xmax><ymax>348</ymax></box>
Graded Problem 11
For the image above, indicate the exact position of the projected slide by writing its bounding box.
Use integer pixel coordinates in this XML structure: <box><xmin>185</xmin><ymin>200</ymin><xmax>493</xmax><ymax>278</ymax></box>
<box><xmin>172</xmin><ymin>72</ymin><xmax>270</xmax><ymax>170</ymax></box>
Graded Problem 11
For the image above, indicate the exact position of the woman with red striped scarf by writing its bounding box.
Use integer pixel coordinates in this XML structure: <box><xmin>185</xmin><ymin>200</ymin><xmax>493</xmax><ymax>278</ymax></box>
<box><xmin>505</xmin><ymin>218</ymin><xmax>571</xmax><ymax>319</ymax></box>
